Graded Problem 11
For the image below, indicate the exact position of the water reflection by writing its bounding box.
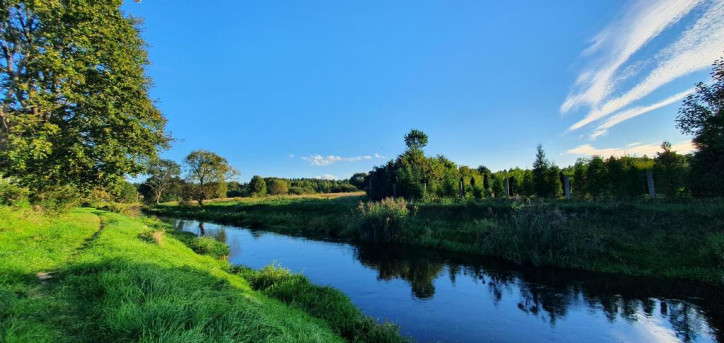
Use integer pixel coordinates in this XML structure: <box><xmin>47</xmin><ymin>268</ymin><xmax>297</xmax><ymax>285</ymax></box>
<box><xmin>354</xmin><ymin>243</ymin><xmax>722</xmax><ymax>342</ymax></box>
<box><xmin>166</xmin><ymin>218</ymin><xmax>721</xmax><ymax>342</ymax></box>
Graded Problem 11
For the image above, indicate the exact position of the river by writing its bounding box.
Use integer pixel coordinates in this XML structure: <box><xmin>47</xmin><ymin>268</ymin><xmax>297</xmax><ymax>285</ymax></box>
<box><xmin>165</xmin><ymin>217</ymin><xmax>722</xmax><ymax>343</ymax></box>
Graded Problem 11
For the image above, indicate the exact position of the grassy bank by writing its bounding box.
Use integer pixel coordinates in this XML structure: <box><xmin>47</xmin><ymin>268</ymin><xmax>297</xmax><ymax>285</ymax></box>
<box><xmin>149</xmin><ymin>196</ymin><xmax>724</xmax><ymax>285</ymax></box>
<box><xmin>0</xmin><ymin>206</ymin><xmax>405</xmax><ymax>342</ymax></box>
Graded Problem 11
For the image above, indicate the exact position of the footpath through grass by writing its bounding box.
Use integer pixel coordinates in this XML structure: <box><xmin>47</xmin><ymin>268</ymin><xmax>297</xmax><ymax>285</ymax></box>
<box><xmin>0</xmin><ymin>206</ymin><xmax>405</xmax><ymax>342</ymax></box>
<box><xmin>149</xmin><ymin>196</ymin><xmax>724</xmax><ymax>285</ymax></box>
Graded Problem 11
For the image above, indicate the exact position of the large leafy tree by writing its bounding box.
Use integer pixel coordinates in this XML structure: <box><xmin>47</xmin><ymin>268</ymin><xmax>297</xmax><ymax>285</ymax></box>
<box><xmin>0</xmin><ymin>1</ymin><xmax>169</xmax><ymax>196</ymax></box>
<box><xmin>185</xmin><ymin>150</ymin><xmax>237</xmax><ymax>205</ymax></box>
<box><xmin>676</xmin><ymin>57</ymin><xmax>724</xmax><ymax>196</ymax></box>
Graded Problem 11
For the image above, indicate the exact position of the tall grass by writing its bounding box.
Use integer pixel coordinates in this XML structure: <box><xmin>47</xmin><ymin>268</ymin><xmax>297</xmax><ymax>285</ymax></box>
<box><xmin>354</xmin><ymin>198</ymin><xmax>411</xmax><ymax>242</ymax></box>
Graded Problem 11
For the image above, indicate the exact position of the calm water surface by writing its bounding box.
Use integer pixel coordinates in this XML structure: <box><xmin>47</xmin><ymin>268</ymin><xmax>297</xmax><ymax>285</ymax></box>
<box><xmin>165</xmin><ymin>218</ymin><xmax>722</xmax><ymax>343</ymax></box>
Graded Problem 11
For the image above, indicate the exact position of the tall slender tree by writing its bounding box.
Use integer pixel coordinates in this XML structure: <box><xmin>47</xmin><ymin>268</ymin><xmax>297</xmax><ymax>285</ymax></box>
<box><xmin>532</xmin><ymin>145</ymin><xmax>550</xmax><ymax>197</ymax></box>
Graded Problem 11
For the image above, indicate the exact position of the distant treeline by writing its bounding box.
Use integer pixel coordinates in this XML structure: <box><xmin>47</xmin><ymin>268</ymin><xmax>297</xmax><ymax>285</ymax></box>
<box><xmin>136</xmin><ymin>176</ymin><xmax>360</xmax><ymax>204</ymax></box>
<box><xmin>365</xmin><ymin>138</ymin><xmax>690</xmax><ymax>200</ymax></box>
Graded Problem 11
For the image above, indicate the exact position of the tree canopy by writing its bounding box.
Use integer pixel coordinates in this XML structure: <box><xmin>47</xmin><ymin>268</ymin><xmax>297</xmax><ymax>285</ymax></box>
<box><xmin>404</xmin><ymin>129</ymin><xmax>428</xmax><ymax>151</ymax></box>
<box><xmin>249</xmin><ymin>175</ymin><xmax>267</xmax><ymax>197</ymax></box>
<box><xmin>0</xmin><ymin>1</ymin><xmax>169</xmax><ymax>198</ymax></box>
<box><xmin>144</xmin><ymin>159</ymin><xmax>181</xmax><ymax>204</ymax></box>
<box><xmin>676</xmin><ymin>57</ymin><xmax>724</xmax><ymax>196</ymax></box>
<box><xmin>185</xmin><ymin>150</ymin><xmax>237</xmax><ymax>205</ymax></box>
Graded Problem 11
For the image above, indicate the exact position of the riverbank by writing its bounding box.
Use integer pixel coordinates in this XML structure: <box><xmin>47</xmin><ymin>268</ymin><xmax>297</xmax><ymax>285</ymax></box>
<box><xmin>148</xmin><ymin>196</ymin><xmax>724</xmax><ymax>285</ymax></box>
<box><xmin>0</xmin><ymin>206</ymin><xmax>405</xmax><ymax>342</ymax></box>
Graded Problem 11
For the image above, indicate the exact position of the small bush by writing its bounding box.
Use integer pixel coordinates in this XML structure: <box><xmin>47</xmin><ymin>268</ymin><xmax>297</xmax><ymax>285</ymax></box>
<box><xmin>0</xmin><ymin>183</ymin><xmax>29</xmax><ymax>206</ymax></box>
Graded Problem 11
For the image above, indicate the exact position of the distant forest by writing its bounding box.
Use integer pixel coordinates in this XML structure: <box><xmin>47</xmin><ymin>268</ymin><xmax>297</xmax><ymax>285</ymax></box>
<box><xmin>135</xmin><ymin>176</ymin><xmax>361</xmax><ymax>204</ymax></box>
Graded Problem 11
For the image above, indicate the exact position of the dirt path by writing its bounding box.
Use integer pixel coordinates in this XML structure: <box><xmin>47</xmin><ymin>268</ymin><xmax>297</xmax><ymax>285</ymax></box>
<box><xmin>36</xmin><ymin>212</ymin><xmax>105</xmax><ymax>285</ymax></box>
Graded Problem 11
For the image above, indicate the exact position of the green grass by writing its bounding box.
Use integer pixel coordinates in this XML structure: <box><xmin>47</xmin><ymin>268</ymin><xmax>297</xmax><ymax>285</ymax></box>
<box><xmin>0</xmin><ymin>206</ymin><xmax>406</xmax><ymax>342</ymax></box>
<box><xmin>149</xmin><ymin>197</ymin><xmax>724</xmax><ymax>285</ymax></box>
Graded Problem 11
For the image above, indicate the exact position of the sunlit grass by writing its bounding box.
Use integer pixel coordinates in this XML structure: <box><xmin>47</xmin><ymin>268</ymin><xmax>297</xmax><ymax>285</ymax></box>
<box><xmin>0</xmin><ymin>206</ymin><xmax>405</xmax><ymax>342</ymax></box>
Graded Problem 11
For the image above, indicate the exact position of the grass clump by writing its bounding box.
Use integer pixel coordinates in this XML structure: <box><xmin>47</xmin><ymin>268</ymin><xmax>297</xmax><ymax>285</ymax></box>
<box><xmin>236</xmin><ymin>264</ymin><xmax>407</xmax><ymax>343</ymax></box>
<box><xmin>354</xmin><ymin>197</ymin><xmax>410</xmax><ymax>242</ymax></box>
<box><xmin>187</xmin><ymin>235</ymin><xmax>231</xmax><ymax>259</ymax></box>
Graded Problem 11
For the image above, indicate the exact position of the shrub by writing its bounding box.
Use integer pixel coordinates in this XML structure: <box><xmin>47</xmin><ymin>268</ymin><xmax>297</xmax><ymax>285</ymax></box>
<box><xmin>0</xmin><ymin>182</ymin><xmax>29</xmax><ymax>206</ymax></box>
<box><xmin>355</xmin><ymin>197</ymin><xmax>410</xmax><ymax>242</ymax></box>
<box><xmin>32</xmin><ymin>185</ymin><xmax>79</xmax><ymax>213</ymax></box>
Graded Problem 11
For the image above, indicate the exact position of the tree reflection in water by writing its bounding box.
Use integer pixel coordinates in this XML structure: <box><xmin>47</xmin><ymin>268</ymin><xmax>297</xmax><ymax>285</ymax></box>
<box><xmin>354</xmin><ymin>243</ymin><xmax>722</xmax><ymax>342</ymax></box>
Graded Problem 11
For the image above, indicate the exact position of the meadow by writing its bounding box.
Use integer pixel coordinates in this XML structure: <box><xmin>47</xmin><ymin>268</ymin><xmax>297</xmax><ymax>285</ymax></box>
<box><xmin>0</xmin><ymin>206</ymin><xmax>405</xmax><ymax>342</ymax></box>
<box><xmin>149</xmin><ymin>194</ymin><xmax>724</xmax><ymax>285</ymax></box>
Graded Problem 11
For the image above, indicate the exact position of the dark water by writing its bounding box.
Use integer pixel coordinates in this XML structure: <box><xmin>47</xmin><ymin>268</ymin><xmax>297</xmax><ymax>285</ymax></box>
<box><xmin>166</xmin><ymin>218</ymin><xmax>722</xmax><ymax>343</ymax></box>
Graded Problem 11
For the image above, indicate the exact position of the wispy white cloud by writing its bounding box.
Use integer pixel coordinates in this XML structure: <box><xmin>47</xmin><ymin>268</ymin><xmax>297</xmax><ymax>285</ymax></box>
<box><xmin>288</xmin><ymin>154</ymin><xmax>295</xmax><ymax>158</ymax></box>
<box><xmin>561</xmin><ymin>0</ymin><xmax>701</xmax><ymax>115</ymax></box>
<box><xmin>590</xmin><ymin>88</ymin><xmax>694</xmax><ymax>139</ymax></box>
<box><xmin>569</xmin><ymin>0</ymin><xmax>724</xmax><ymax>131</ymax></box>
<box><xmin>300</xmin><ymin>153</ymin><xmax>384</xmax><ymax>166</ymax></box>
<box><xmin>314</xmin><ymin>174</ymin><xmax>338</xmax><ymax>180</ymax></box>
<box><xmin>565</xmin><ymin>140</ymin><xmax>695</xmax><ymax>157</ymax></box>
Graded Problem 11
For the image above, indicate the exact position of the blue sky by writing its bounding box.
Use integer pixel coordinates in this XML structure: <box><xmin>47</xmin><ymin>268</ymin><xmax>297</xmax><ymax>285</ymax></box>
<box><xmin>123</xmin><ymin>0</ymin><xmax>723</xmax><ymax>182</ymax></box>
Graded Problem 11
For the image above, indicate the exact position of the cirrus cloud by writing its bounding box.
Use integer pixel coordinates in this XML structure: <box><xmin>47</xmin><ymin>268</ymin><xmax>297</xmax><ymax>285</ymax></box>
<box><xmin>566</xmin><ymin>140</ymin><xmax>695</xmax><ymax>157</ymax></box>
<box><xmin>300</xmin><ymin>153</ymin><xmax>384</xmax><ymax>166</ymax></box>
<box><xmin>563</xmin><ymin>0</ymin><xmax>724</xmax><ymax>136</ymax></box>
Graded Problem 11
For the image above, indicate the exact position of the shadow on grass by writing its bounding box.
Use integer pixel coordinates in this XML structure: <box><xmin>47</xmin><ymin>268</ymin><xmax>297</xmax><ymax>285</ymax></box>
<box><xmin>12</xmin><ymin>258</ymin><xmax>342</xmax><ymax>343</ymax></box>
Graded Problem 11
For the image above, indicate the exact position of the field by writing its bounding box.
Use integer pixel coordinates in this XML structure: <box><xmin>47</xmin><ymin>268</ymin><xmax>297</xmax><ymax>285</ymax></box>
<box><xmin>0</xmin><ymin>206</ymin><xmax>405</xmax><ymax>342</ymax></box>
<box><xmin>149</xmin><ymin>195</ymin><xmax>724</xmax><ymax>285</ymax></box>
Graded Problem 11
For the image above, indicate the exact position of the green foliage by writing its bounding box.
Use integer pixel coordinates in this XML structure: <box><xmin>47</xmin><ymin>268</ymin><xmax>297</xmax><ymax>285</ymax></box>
<box><xmin>266</xmin><ymin>178</ymin><xmax>290</xmax><ymax>195</ymax></box>
<box><xmin>349</xmin><ymin>173</ymin><xmax>367</xmax><ymax>190</ymax></box>
<box><xmin>111</xmin><ymin>181</ymin><xmax>138</xmax><ymax>204</ymax></box>
<box><xmin>586</xmin><ymin>156</ymin><xmax>607</xmax><ymax>198</ymax></box>
<box><xmin>0</xmin><ymin>182</ymin><xmax>28</xmax><ymax>206</ymax></box>
<box><xmin>141</xmin><ymin>159</ymin><xmax>181</xmax><ymax>204</ymax></box>
<box><xmin>354</xmin><ymin>198</ymin><xmax>410</xmax><ymax>241</ymax></box>
<box><xmin>654</xmin><ymin>142</ymin><xmax>689</xmax><ymax>198</ymax></box>
<box><xmin>0</xmin><ymin>1</ymin><xmax>169</xmax><ymax>197</ymax></box>
<box><xmin>226</xmin><ymin>181</ymin><xmax>246</xmax><ymax>197</ymax></box>
<box><xmin>676</xmin><ymin>57</ymin><xmax>724</xmax><ymax>197</ymax></box>
<box><xmin>249</xmin><ymin>175</ymin><xmax>267</xmax><ymax>197</ymax></box>
<box><xmin>31</xmin><ymin>185</ymin><xmax>79</xmax><ymax>213</ymax></box>
<box><xmin>403</xmin><ymin>129</ymin><xmax>428</xmax><ymax>151</ymax></box>
<box><xmin>184</xmin><ymin>150</ymin><xmax>238</xmax><ymax>205</ymax></box>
